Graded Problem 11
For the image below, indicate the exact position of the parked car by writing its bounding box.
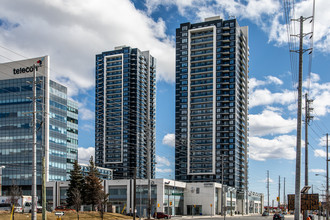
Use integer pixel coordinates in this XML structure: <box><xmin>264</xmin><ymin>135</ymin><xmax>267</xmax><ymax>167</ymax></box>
<box><xmin>0</xmin><ymin>203</ymin><xmax>11</xmax><ymax>211</ymax></box>
<box><xmin>262</xmin><ymin>211</ymin><xmax>269</xmax><ymax>216</ymax></box>
<box><xmin>55</xmin><ymin>206</ymin><xmax>75</xmax><ymax>212</ymax></box>
<box><xmin>126</xmin><ymin>213</ymin><xmax>139</xmax><ymax>218</ymax></box>
<box><xmin>273</xmin><ymin>213</ymin><xmax>285</xmax><ymax>220</ymax></box>
<box><xmin>153</xmin><ymin>212</ymin><xmax>171</xmax><ymax>219</ymax></box>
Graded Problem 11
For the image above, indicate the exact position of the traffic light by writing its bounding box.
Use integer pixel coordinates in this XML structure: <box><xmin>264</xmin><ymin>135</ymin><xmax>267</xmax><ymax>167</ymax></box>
<box><xmin>170</xmin><ymin>202</ymin><xmax>172</xmax><ymax>206</ymax></box>
<box><xmin>277</xmin><ymin>197</ymin><xmax>279</xmax><ymax>202</ymax></box>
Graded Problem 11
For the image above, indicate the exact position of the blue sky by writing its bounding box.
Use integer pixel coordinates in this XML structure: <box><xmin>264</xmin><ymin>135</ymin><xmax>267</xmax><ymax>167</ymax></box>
<box><xmin>1</xmin><ymin>0</ymin><xmax>330</xmax><ymax>206</ymax></box>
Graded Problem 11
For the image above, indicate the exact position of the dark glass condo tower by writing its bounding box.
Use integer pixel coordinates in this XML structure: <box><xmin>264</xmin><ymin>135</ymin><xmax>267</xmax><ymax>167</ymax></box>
<box><xmin>175</xmin><ymin>16</ymin><xmax>249</xmax><ymax>192</ymax></box>
<box><xmin>95</xmin><ymin>46</ymin><xmax>156</xmax><ymax>179</ymax></box>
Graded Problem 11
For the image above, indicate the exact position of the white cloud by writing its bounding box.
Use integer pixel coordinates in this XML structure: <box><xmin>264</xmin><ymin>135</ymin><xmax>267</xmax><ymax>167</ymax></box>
<box><xmin>80</xmin><ymin>123</ymin><xmax>94</xmax><ymax>131</ymax></box>
<box><xmin>266</xmin><ymin>76</ymin><xmax>283</xmax><ymax>85</ymax></box>
<box><xmin>146</xmin><ymin>0</ymin><xmax>330</xmax><ymax>53</ymax></box>
<box><xmin>304</xmin><ymin>73</ymin><xmax>330</xmax><ymax>116</ymax></box>
<box><xmin>249</xmin><ymin>109</ymin><xmax>296</xmax><ymax>136</ymax></box>
<box><xmin>79</xmin><ymin>107</ymin><xmax>94</xmax><ymax>121</ymax></box>
<box><xmin>268</xmin><ymin>0</ymin><xmax>330</xmax><ymax>51</ymax></box>
<box><xmin>0</xmin><ymin>0</ymin><xmax>175</xmax><ymax>97</ymax></box>
<box><xmin>314</xmin><ymin>149</ymin><xmax>330</xmax><ymax>158</ymax></box>
<box><xmin>78</xmin><ymin>147</ymin><xmax>95</xmax><ymax>164</ymax></box>
<box><xmin>250</xmin><ymin>73</ymin><xmax>330</xmax><ymax>113</ymax></box>
<box><xmin>310</xmin><ymin>169</ymin><xmax>325</xmax><ymax>173</ymax></box>
<box><xmin>249</xmin><ymin>135</ymin><xmax>297</xmax><ymax>161</ymax></box>
<box><xmin>156</xmin><ymin>167</ymin><xmax>173</xmax><ymax>173</ymax></box>
<box><xmin>249</xmin><ymin>76</ymin><xmax>283</xmax><ymax>91</ymax></box>
<box><xmin>162</xmin><ymin>133</ymin><xmax>175</xmax><ymax>147</ymax></box>
<box><xmin>249</xmin><ymin>88</ymin><xmax>296</xmax><ymax>108</ymax></box>
<box><xmin>259</xmin><ymin>177</ymin><xmax>274</xmax><ymax>183</ymax></box>
<box><xmin>317</xmin><ymin>136</ymin><xmax>328</xmax><ymax>147</ymax></box>
<box><xmin>156</xmin><ymin>155</ymin><xmax>171</xmax><ymax>167</ymax></box>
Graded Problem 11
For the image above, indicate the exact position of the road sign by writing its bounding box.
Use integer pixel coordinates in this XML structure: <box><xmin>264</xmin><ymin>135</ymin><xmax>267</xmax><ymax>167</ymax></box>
<box><xmin>55</xmin><ymin>212</ymin><xmax>64</xmax><ymax>216</ymax></box>
<box><xmin>287</xmin><ymin>194</ymin><xmax>319</xmax><ymax>211</ymax></box>
<box><xmin>172</xmin><ymin>193</ymin><xmax>183</xmax><ymax>196</ymax></box>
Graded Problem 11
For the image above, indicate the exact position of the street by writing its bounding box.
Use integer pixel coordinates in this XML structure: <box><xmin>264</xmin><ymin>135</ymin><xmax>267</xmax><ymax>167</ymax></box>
<box><xmin>170</xmin><ymin>214</ymin><xmax>318</xmax><ymax>220</ymax></box>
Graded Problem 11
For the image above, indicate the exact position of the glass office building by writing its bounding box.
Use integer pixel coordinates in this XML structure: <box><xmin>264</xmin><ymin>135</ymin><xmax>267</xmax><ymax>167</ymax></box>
<box><xmin>0</xmin><ymin>56</ymin><xmax>78</xmax><ymax>194</ymax></box>
<box><xmin>95</xmin><ymin>46</ymin><xmax>156</xmax><ymax>179</ymax></box>
<box><xmin>175</xmin><ymin>16</ymin><xmax>249</xmax><ymax>192</ymax></box>
<box><xmin>66</xmin><ymin>99</ymin><xmax>79</xmax><ymax>179</ymax></box>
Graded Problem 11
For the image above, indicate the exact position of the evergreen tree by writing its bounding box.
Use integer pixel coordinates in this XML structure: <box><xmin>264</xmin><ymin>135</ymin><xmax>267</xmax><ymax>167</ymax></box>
<box><xmin>66</xmin><ymin>160</ymin><xmax>84</xmax><ymax>208</ymax></box>
<box><xmin>84</xmin><ymin>156</ymin><xmax>103</xmax><ymax>210</ymax></box>
<box><xmin>71</xmin><ymin>188</ymin><xmax>82</xmax><ymax>220</ymax></box>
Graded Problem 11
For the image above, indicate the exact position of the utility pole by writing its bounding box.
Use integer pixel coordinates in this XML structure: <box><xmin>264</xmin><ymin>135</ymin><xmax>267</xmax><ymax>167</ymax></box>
<box><xmin>147</xmin><ymin>121</ymin><xmax>151</xmax><ymax>219</ymax></box>
<box><xmin>147</xmin><ymin>69</ymin><xmax>152</xmax><ymax>219</ymax></box>
<box><xmin>304</xmin><ymin>93</ymin><xmax>313</xmax><ymax>220</ymax></box>
<box><xmin>327</xmin><ymin>133</ymin><xmax>329</xmax><ymax>220</ymax></box>
<box><xmin>267</xmin><ymin>170</ymin><xmax>270</xmax><ymax>212</ymax></box>
<box><xmin>284</xmin><ymin>177</ymin><xmax>286</xmax><ymax>212</ymax></box>
<box><xmin>133</xmin><ymin>167</ymin><xmax>137</xmax><ymax>220</ymax></box>
<box><xmin>278</xmin><ymin>176</ymin><xmax>281</xmax><ymax>210</ymax></box>
<box><xmin>31</xmin><ymin>64</ymin><xmax>37</xmax><ymax>220</ymax></box>
<box><xmin>305</xmin><ymin>93</ymin><xmax>314</xmax><ymax>185</ymax></box>
<box><xmin>42</xmin><ymin>157</ymin><xmax>46</xmax><ymax>220</ymax></box>
<box><xmin>0</xmin><ymin>166</ymin><xmax>4</xmax><ymax>196</ymax></box>
<box><xmin>291</xmin><ymin>15</ymin><xmax>313</xmax><ymax>220</ymax></box>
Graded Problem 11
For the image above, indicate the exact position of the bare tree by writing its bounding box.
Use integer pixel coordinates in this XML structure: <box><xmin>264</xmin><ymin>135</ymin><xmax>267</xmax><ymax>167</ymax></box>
<box><xmin>9</xmin><ymin>183</ymin><xmax>22</xmax><ymax>220</ymax></box>
<box><xmin>97</xmin><ymin>190</ymin><xmax>109</xmax><ymax>220</ymax></box>
<box><xmin>71</xmin><ymin>188</ymin><xmax>82</xmax><ymax>220</ymax></box>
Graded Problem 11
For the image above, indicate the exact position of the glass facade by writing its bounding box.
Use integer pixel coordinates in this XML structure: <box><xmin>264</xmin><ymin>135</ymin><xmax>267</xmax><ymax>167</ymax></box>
<box><xmin>108</xmin><ymin>186</ymin><xmax>127</xmax><ymax>214</ymax></box>
<box><xmin>66</xmin><ymin>99</ymin><xmax>78</xmax><ymax>179</ymax></box>
<box><xmin>95</xmin><ymin>46</ymin><xmax>156</xmax><ymax>179</ymax></box>
<box><xmin>164</xmin><ymin>186</ymin><xmax>184</xmax><ymax>215</ymax></box>
<box><xmin>49</xmin><ymin>80</ymin><xmax>68</xmax><ymax>181</ymax></box>
<box><xmin>175</xmin><ymin>17</ymin><xmax>249</xmax><ymax>191</ymax></box>
<box><xmin>80</xmin><ymin>163</ymin><xmax>113</xmax><ymax>180</ymax></box>
<box><xmin>0</xmin><ymin>56</ymin><xmax>79</xmax><ymax>194</ymax></box>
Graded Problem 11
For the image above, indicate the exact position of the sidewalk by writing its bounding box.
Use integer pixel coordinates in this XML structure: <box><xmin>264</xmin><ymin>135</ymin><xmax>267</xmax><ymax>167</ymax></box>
<box><xmin>171</xmin><ymin>213</ymin><xmax>260</xmax><ymax>219</ymax></box>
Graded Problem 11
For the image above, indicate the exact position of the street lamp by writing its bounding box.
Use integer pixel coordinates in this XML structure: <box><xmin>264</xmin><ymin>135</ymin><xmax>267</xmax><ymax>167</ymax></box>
<box><xmin>0</xmin><ymin>166</ymin><xmax>5</xmax><ymax>196</ymax></box>
<box><xmin>316</xmin><ymin>173</ymin><xmax>328</xmax><ymax>220</ymax></box>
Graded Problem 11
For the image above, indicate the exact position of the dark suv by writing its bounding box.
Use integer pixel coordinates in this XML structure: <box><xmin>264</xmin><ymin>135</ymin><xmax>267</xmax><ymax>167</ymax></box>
<box><xmin>153</xmin><ymin>212</ymin><xmax>171</xmax><ymax>219</ymax></box>
<box><xmin>273</xmin><ymin>213</ymin><xmax>284</xmax><ymax>220</ymax></box>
